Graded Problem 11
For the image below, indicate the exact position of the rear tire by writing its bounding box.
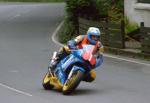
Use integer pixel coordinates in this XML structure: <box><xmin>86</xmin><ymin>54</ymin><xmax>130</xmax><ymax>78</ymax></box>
<box><xmin>62</xmin><ymin>70</ymin><xmax>84</xmax><ymax>95</ymax></box>
<box><xmin>42</xmin><ymin>72</ymin><xmax>54</xmax><ymax>90</ymax></box>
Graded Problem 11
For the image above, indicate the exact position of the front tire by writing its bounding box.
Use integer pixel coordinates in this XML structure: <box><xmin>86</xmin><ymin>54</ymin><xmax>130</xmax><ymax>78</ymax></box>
<box><xmin>62</xmin><ymin>70</ymin><xmax>84</xmax><ymax>95</ymax></box>
<box><xmin>42</xmin><ymin>72</ymin><xmax>54</xmax><ymax>90</ymax></box>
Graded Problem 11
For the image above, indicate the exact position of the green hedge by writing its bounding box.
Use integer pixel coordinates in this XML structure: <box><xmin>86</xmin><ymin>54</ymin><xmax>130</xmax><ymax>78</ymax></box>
<box><xmin>125</xmin><ymin>17</ymin><xmax>139</xmax><ymax>35</ymax></box>
<box><xmin>65</xmin><ymin>0</ymin><xmax>110</xmax><ymax>21</ymax></box>
<box><xmin>58</xmin><ymin>18</ymin><xmax>75</xmax><ymax>43</ymax></box>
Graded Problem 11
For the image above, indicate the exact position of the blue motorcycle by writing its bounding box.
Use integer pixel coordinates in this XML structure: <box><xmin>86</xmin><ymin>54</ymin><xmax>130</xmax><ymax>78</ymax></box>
<box><xmin>42</xmin><ymin>44</ymin><xmax>103</xmax><ymax>95</ymax></box>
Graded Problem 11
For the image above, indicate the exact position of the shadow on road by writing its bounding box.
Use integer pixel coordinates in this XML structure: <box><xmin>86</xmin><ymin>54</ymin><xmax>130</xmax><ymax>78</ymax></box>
<box><xmin>71</xmin><ymin>88</ymin><xmax>102</xmax><ymax>96</ymax></box>
<box><xmin>40</xmin><ymin>88</ymin><xmax>102</xmax><ymax>96</ymax></box>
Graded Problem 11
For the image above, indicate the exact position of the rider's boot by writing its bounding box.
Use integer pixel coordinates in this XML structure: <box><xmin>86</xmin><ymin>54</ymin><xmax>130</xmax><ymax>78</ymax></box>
<box><xmin>83</xmin><ymin>70</ymin><xmax>96</xmax><ymax>82</ymax></box>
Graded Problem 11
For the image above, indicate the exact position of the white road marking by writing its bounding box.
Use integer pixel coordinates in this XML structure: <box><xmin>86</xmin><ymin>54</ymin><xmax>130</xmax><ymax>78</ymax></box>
<box><xmin>0</xmin><ymin>83</ymin><xmax>32</xmax><ymax>97</ymax></box>
<box><xmin>51</xmin><ymin>21</ymin><xmax>150</xmax><ymax>67</ymax></box>
<box><xmin>51</xmin><ymin>21</ymin><xmax>64</xmax><ymax>47</ymax></box>
<box><xmin>104</xmin><ymin>54</ymin><xmax>150</xmax><ymax>67</ymax></box>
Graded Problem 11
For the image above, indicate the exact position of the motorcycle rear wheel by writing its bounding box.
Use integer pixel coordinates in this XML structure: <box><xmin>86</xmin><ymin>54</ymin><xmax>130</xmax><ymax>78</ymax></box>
<box><xmin>42</xmin><ymin>72</ymin><xmax>54</xmax><ymax>90</ymax></box>
<box><xmin>62</xmin><ymin>70</ymin><xmax>84</xmax><ymax>95</ymax></box>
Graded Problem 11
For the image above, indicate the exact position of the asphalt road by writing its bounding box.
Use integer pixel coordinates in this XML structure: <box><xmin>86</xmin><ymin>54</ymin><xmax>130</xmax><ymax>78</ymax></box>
<box><xmin>0</xmin><ymin>3</ymin><xmax>150</xmax><ymax>103</ymax></box>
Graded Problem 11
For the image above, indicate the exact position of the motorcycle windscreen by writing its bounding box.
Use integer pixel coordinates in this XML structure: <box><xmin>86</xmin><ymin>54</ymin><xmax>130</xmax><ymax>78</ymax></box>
<box><xmin>82</xmin><ymin>45</ymin><xmax>97</xmax><ymax>54</ymax></box>
<box><xmin>82</xmin><ymin>45</ymin><xmax>96</xmax><ymax>66</ymax></box>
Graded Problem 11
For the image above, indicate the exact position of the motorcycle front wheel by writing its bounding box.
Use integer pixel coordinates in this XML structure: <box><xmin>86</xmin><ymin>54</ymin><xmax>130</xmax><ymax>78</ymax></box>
<box><xmin>62</xmin><ymin>70</ymin><xmax>84</xmax><ymax>95</ymax></box>
<box><xmin>42</xmin><ymin>72</ymin><xmax>54</xmax><ymax>90</ymax></box>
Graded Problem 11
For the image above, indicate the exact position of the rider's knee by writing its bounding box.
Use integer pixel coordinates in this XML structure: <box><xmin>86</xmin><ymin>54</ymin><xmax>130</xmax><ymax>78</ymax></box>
<box><xmin>90</xmin><ymin>70</ymin><xmax>96</xmax><ymax>80</ymax></box>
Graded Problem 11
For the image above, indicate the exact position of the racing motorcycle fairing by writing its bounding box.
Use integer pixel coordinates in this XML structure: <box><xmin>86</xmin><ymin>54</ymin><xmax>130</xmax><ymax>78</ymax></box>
<box><xmin>54</xmin><ymin>53</ymin><xmax>90</xmax><ymax>85</ymax></box>
<box><xmin>81</xmin><ymin>44</ymin><xmax>97</xmax><ymax>66</ymax></box>
<box><xmin>82</xmin><ymin>52</ymin><xmax>96</xmax><ymax>66</ymax></box>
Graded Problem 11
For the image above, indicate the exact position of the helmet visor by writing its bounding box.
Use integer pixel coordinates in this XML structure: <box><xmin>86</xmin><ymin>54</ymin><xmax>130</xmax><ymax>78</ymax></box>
<box><xmin>91</xmin><ymin>35</ymin><xmax>100</xmax><ymax>41</ymax></box>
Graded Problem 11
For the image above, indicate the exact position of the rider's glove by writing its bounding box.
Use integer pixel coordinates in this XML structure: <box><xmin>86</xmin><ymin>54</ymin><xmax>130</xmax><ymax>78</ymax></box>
<box><xmin>99</xmin><ymin>47</ymin><xmax>104</xmax><ymax>55</ymax></box>
<box><xmin>67</xmin><ymin>40</ymin><xmax>77</xmax><ymax>50</ymax></box>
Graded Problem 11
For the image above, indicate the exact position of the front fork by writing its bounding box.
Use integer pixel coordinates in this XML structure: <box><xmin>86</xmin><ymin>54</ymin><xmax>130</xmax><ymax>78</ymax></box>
<box><xmin>48</xmin><ymin>51</ymin><xmax>58</xmax><ymax>76</ymax></box>
<box><xmin>67</xmin><ymin>66</ymin><xmax>85</xmax><ymax>80</ymax></box>
<box><xmin>55</xmin><ymin>65</ymin><xmax>85</xmax><ymax>86</ymax></box>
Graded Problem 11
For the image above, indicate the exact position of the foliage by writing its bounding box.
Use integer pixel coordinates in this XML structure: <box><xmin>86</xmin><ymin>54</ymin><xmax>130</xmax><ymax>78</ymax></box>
<box><xmin>65</xmin><ymin>0</ymin><xmax>111</xmax><ymax>37</ymax></box>
<box><xmin>65</xmin><ymin>0</ymin><xmax>124</xmax><ymax>23</ymax></box>
<box><xmin>108</xmin><ymin>0</ymin><xmax>124</xmax><ymax>22</ymax></box>
<box><xmin>95</xmin><ymin>0</ymin><xmax>111</xmax><ymax>16</ymax></box>
<box><xmin>58</xmin><ymin>18</ymin><xmax>75</xmax><ymax>43</ymax></box>
<box><xmin>65</xmin><ymin>0</ymin><xmax>112</xmax><ymax>21</ymax></box>
<box><xmin>125</xmin><ymin>17</ymin><xmax>139</xmax><ymax>35</ymax></box>
<box><xmin>112</xmin><ymin>0</ymin><xmax>124</xmax><ymax>9</ymax></box>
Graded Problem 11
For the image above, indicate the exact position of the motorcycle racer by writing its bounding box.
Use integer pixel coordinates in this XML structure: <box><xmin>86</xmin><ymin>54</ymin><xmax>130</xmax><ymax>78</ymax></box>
<box><xmin>48</xmin><ymin>27</ymin><xmax>104</xmax><ymax>82</ymax></box>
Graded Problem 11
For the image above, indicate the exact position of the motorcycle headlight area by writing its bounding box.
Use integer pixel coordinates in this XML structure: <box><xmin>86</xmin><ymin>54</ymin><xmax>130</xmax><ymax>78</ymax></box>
<box><xmin>82</xmin><ymin>52</ymin><xmax>96</xmax><ymax>66</ymax></box>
